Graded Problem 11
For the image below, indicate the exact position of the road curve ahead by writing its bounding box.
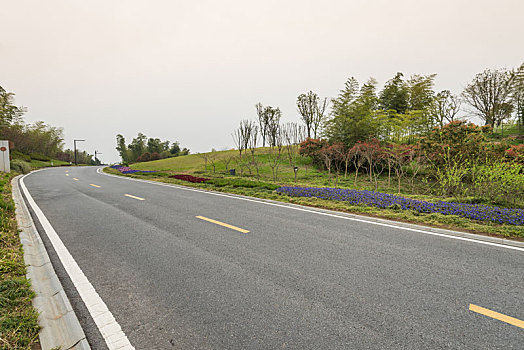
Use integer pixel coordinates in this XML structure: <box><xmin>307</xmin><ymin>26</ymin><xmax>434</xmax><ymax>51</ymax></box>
<box><xmin>21</xmin><ymin>166</ymin><xmax>523</xmax><ymax>349</ymax></box>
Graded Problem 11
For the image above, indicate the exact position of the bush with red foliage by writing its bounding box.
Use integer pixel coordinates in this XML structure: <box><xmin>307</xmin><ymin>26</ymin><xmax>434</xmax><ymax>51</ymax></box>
<box><xmin>168</xmin><ymin>174</ymin><xmax>210</xmax><ymax>183</ymax></box>
<box><xmin>505</xmin><ymin>144</ymin><xmax>524</xmax><ymax>164</ymax></box>
<box><xmin>150</xmin><ymin>152</ymin><xmax>161</xmax><ymax>161</ymax></box>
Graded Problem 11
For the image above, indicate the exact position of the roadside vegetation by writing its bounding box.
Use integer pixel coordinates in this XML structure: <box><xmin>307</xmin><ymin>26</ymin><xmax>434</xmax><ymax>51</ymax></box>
<box><xmin>0</xmin><ymin>85</ymin><xmax>99</xmax><ymax>170</ymax></box>
<box><xmin>111</xmin><ymin>63</ymin><xmax>524</xmax><ymax>239</ymax></box>
<box><xmin>0</xmin><ymin>172</ymin><xmax>39</xmax><ymax>349</ymax></box>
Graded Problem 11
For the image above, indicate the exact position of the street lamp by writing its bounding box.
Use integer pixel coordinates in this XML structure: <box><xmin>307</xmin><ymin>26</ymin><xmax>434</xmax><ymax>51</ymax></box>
<box><xmin>95</xmin><ymin>150</ymin><xmax>102</xmax><ymax>165</ymax></box>
<box><xmin>74</xmin><ymin>139</ymin><xmax>85</xmax><ymax>165</ymax></box>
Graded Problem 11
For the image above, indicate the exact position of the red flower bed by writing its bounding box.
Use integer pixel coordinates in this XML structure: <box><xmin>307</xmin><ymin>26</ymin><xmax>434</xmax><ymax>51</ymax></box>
<box><xmin>168</xmin><ymin>174</ymin><xmax>209</xmax><ymax>183</ymax></box>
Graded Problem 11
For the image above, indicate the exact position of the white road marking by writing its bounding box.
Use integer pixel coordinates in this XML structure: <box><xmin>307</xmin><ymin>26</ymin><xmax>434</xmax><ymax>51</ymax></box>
<box><xmin>124</xmin><ymin>194</ymin><xmax>145</xmax><ymax>201</ymax></box>
<box><xmin>20</xmin><ymin>174</ymin><xmax>134</xmax><ymax>350</ymax></box>
<box><xmin>97</xmin><ymin>167</ymin><xmax>524</xmax><ymax>253</ymax></box>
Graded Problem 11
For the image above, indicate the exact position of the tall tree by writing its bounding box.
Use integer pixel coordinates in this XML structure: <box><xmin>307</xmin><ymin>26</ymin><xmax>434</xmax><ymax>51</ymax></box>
<box><xmin>116</xmin><ymin>134</ymin><xmax>129</xmax><ymax>163</ymax></box>
<box><xmin>433</xmin><ymin>90</ymin><xmax>462</xmax><ymax>127</ymax></box>
<box><xmin>297</xmin><ymin>91</ymin><xmax>317</xmax><ymax>139</ymax></box>
<box><xmin>0</xmin><ymin>85</ymin><xmax>26</xmax><ymax>129</ymax></box>
<box><xmin>325</xmin><ymin>78</ymin><xmax>381</xmax><ymax>146</ymax></box>
<box><xmin>256</xmin><ymin>104</ymin><xmax>281</xmax><ymax>147</ymax></box>
<box><xmin>513</xmin><ymin>63</ymin><xmax>524</xmax><ymax>133</ymax></box>
<box><xmin>128</xmin><ymin>133</ymin><xmax>147</xmax><ymax>162</ymax></box>
<box><xmin>379</xmin><ymin>73</ymin><xmax>409</xmax><ymax>114</ymax></box>
<box><xmin>462</xmin><ymin>68</ymin><xmax>514</xmax><ymax>126</ymax></box>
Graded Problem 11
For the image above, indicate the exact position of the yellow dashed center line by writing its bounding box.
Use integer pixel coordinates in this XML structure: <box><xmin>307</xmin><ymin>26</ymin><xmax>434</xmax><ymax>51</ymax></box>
<box><xmin>195</xmin><ymin>216</ymin><xmax>249</xmax><ymax>233</ymax></box>
<box><xmin>89</xmin><ymin>184</ymin><xmax>101</xmax><ymax>188</ymax></box>
<box><xmin>73</xmin><ymin>178</ymin><xmax>79</xmax><ymax>181</ymax></box>
<box><xmin>469</xmin><ymin>304</ymin><xmax>524</xmax><ymax>329</ymax></box>
<box><xmin>65</xmin><ymin>174</ymin><xmax>69</xmax><ymax>176</ymax></box>
<box><xmin>124</xmin><ymin>194</ymin><xmax>145</xmax><ymax>201</ymax></box>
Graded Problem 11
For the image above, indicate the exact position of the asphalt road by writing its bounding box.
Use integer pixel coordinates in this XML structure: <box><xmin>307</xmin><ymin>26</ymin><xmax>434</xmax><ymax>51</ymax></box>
<box><xmin>22</xmin><ymin>166</ymin><xmax>523</xmax><ymax>349</ymax></box>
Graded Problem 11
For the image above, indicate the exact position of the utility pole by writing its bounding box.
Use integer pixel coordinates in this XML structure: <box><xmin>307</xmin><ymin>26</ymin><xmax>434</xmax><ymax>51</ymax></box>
<box><xmin>95</xmin><ymin>150</ymin><xmax>102</xmax><ymax>165</ymax></box>
<box><xmin>74</xmin><ymin>139</ymin><xmax>85</xmax><ymax>165</ymax></box>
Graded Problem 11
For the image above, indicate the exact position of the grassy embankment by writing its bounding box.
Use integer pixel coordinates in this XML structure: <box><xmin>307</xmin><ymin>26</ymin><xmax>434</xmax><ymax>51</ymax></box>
<box><xmin>104</xmin><ymin>147</ymin><xmax>524</xmax><ymax>239</ymax></box>
<box><xmin>0</xmin><ymin>172</ymin><xmax>39</xmax><ymax>349</ymax></box>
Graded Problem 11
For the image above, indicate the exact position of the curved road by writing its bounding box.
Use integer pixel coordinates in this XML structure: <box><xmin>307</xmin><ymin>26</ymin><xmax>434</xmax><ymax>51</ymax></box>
<box><xmin>21</xmin><ymin>166</ymin><xmax>523</xmax><ymax>349</ymax></box>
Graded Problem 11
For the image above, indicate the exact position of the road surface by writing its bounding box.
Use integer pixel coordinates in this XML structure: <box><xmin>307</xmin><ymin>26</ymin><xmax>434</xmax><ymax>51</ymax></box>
<box><xmin>21</xmin><ymin>166</ymin><xmax>523</xmax><ymax>349</ymax></box>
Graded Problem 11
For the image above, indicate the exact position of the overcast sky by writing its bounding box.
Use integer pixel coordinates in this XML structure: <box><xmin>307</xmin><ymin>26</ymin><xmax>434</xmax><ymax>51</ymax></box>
<box><xmin>1</xmin><ymin>0</ymin><xmax>523</xmax><ymax>163</ymax></box>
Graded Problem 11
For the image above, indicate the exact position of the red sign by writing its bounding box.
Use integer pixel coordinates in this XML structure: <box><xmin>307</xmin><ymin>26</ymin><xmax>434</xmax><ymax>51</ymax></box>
<box><xmin>0</xmin><ymin>147</ymin><xmax>6</xmax><ymax>152</ymax></box>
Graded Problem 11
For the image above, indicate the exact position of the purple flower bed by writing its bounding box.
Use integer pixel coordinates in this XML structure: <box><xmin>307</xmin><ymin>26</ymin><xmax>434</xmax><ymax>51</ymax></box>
<box><xmin>110</xmin><ymin>164</ymin><xmax>157</xmax><ymax>175</ymax></box>
<box><xmin>276</xmin><ymin>186</ymin><xmax>524</xmax><ymax>226</ymax></box>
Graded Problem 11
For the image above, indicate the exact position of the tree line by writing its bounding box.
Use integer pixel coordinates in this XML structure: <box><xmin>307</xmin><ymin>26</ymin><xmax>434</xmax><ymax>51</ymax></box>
<box><xmin>115</xmin><ymin>133</ymin><xmax>189</xmax><ymax>164</ymax></box>
<box><xmin>0</xmin><ymin>85</ymin><xmax>95</xmax><ymax>165</ymax></box>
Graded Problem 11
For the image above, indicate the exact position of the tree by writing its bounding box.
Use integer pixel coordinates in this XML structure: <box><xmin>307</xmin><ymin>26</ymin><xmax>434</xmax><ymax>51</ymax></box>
<box><xmin>297</xmin><ymin>92</ymin><xmax>316</xmax><ymax>139</ymax></box>
<box><xmin>116</xmin><ymin>134</ymin><xmax>129</xmax><ymax>163</ymax></box>
<box><xmin>267</xmin><ymin>124</ymin><xmax>284</xmax><ymax>181</ymax></box>
<box><xmin>232</xmin><ymin>119</ymin><xmax>255</xmax><ymax>161</ymax></box>
<box><xmin>379</xmin><ymin>72</ymin><xmax>409</xmax><ymax>114</ymax></box>
<box><xmin>325</xmin><ymin>78</ymin><xmax>381</xmax><ymax>146</ymax></box>
<box><xmin>0</xmin><ymin>85</ymin><xmax>26</xmax><ymax>129</ymax></box>
<box><xmin>462</xmin><ymin>68</ymin><xmax>514</xmax><ymax>127</ymax></box>
<box><xmin>256</xmin><ymin>103</ymin><xmax>281</xmax><ymax>147</ymax></box>
<box><xmin>513</xmin><ymin>63</ymin><xmax>524</xmax><ymax>133</ymax></box>
<box><xmin>433</xmin><ymin>90</ymin><xmax>462</xmax><ymax>128</ymax></box>
<box><xmin>147</xmin><ymin>138</ymin><xmax>167</xmax><ymax>154</ymax></box>
<box><xmin>313</xmin><ymin>96</ymin><xmax>328</xmax><ymax>139</ymax></box>
<box><xmin>170</xmin><ymin>141</ymin><xmax>181</xmax><ymax>155</ymax></box>
<box><xmin>128</xmin><ymin>133</ymin><xmax>147</xmax><ymax>162</ymax></box>
<box><xmin>297</xmin><ymin>91</ymin><xmax>328</xmax><ymax>139</ymax></box>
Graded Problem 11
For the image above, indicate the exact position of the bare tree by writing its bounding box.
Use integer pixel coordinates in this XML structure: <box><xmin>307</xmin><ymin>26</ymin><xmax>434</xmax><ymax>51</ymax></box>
<box><xmin>208</xmin><ymin>151</ymin><xmax>219</xmax><ymax>174</ymax></box>
<box><xmin>247</xmin><ymin>125</ymin><xmax>260</xmax><ymax>177</ymax></box>
<box><xmin>220</xmin><ymin>152</ymin><xmax>235</xmax><ymax>171</ymax></box>
<box><xmin>313</xmin><ymin>96</ymin><xmax>328</xmax><ymax>138</ymax></box>
<box><xmin>434</xmin><ymin>90</ymin><xmax>462</xmax><ymax>127</ymax></box>
<box><xmin>232</xmin><ymin>119</ymin><xmax>255</xmax><ymax>161</ymax></box>
<box><xmin>513</xmin><ymin>63</ymin><xmax>524</xmax><ymax>133</ymax></box>
<box><xmin>198</xmin><ymin>152</ymin><xmax>210</xmax><ymax>172</ymax></box>
<box><xmin>297</xmin><ymin>91</ymin><xmax>317</xmax><ymax>138</ymax></box>
<box><xmin>462</xmin><ymin>68</ymin><xmax>514</xmax><ymax>127</ymax></box>
<box><xmin>267</xmin><ymin>125</ymin><xmax>284</xmax><ymax>182</ymax></box>
<box><xmin>297</xmin><ymin>91</ymin><xmax>329</xmax><ymax>139</ymax></box>
<box><xmin>256</xmin><ymin>103</ymin><xmax>281</xmax><ymax>147</ymax></box>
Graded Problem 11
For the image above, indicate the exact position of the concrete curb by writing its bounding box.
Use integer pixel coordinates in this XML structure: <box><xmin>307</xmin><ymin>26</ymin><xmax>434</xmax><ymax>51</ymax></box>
<box><xmin>12</xmin><ymin>175</ymin><xmax>91</xmax><ymax>350</ymax></box>
<box><xmin>101</xmin><ymin>168</ymin><xmax>524</xmax><ymax>250</ymax></box>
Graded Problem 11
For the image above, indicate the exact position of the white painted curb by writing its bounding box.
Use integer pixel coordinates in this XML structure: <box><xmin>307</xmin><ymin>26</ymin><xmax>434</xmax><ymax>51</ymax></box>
<box><xmin>12</xmin><ymin>175</ymin><xmax>91</xmax><ymax>350</ymax></box>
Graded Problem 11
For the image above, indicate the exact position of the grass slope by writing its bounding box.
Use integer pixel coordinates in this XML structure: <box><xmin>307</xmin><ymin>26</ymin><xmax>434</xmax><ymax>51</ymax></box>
<box><xmin>0</xmin><ymin>173</ymin><xmax>39</xmax><ymax>349</ymax></box>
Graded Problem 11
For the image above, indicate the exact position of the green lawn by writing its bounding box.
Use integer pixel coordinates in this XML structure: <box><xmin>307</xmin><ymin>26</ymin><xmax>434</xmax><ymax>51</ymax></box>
<box><xmin>29</xmin><ymin>159</ymin><xmax>69</xmax><ymax>169</ymax></box>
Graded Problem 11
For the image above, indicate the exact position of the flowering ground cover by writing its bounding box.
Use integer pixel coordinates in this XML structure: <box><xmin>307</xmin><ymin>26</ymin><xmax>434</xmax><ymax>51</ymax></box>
<box><xmin>168</xmin><ymin>174</ymin><xmax>210</xmax><ymax>183</ymax></box>
<box><xmin>110</xmin><ymin>164</ymin><xmax>157</xmax><ymax>174</ymax></box>
<box><xmin>276</xmin><ymin>186</ymin><xmax>524</xmax><ymax>226</ymax></box>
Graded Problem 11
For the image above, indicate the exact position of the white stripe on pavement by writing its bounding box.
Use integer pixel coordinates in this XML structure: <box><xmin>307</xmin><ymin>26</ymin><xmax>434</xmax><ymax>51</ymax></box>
<box><xmin>20</xmin><ymin>174</ymin><xmax>135</xmax><ymax>350</ymax></box>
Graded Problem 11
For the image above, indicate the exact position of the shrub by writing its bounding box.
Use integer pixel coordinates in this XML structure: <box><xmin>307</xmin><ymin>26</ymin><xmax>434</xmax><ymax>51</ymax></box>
<box><xmin>29</xmin><ymin>153</ymin><xmax>51</xmax><ymax>161</ymax></box>
<box><xmin>137</xmin><ymin>152</ymin><xmax>151</xmax><ymax>162</ymax></box>
<box><xmin>299</xmin><ymin>138</ymin><xmax>327</xmax><ymax>166</ymax></box>
<box><xmin>419</xmin><ymin>121</ymin><xmax>489</xmax><ymax>167</ymax></box>
<box><xmin>168</xmin><ymin>174</ymin><xmax>209</xmax><ymax>183</ymax></box>
<box><xmin>150</xmin><ymin>152</ymin><xmax>161</xmax><ymax>161</ymax></box>
<box><xmin>10</xmin><ymin>151</ymin><xmax>31</xmax><ymax>162</ymax></box>
<box><xmin>471</xmin><ymin>162</ymin><xmax>524</xmax><ymax>207</ymax></box>
<box><xmin>505</xmin><ymin>144</ymin><xmax>524</xmax><ymax>164</ymax></box>
<box><xmin>10</xmin><ymin>159</ymin><xmax>31</xmax><ymax>174</ymax></box>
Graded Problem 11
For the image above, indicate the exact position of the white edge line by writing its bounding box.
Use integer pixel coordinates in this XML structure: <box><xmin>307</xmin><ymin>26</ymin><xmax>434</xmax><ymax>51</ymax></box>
<box><xmin>97</xmin><ymin>168</ymin><xmax>524</xmax><ymax>253</ymax></box>
<box><xmin>20</xmin><ymin>173</ymin><xmax>135</xmax><ymax>350</ymax></box>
